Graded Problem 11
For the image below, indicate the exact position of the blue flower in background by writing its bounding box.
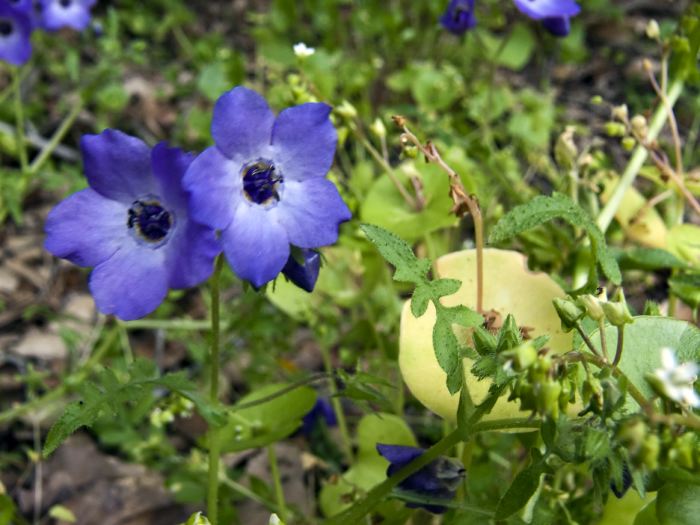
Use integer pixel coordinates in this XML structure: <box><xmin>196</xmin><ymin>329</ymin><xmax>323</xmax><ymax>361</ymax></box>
<box><xmin>440</xmin><ymin>0</ymin><xmax>476</xmax><ymax>35</ymax></box>
<box><xmin>301</xmin><ymin>397</ymin><xmax>337</xmax><ymax>436</ymax></box>
<box><xmin>0</xmin><ymin>1</ymin><xmax>33</xmax><ymax>65</ymax></box>
<box><xmin>45</xmin><ymin>130</ymin><xmax>221</xmax><ymax>320</ymax></box>
<box><xmin>40</xmin><ymin>0</ymin><xmax>95</xmax><ymax>31</ymax></box>
<box><xmin>376</xmin><ymin>444</ymin><xmax>465</xmax><ymax>514</ymax></box>
<box><xmin>183</xmin><ymin>86</ymin><xmax>351</xmax><ymax>288</ymax></box>
<box><xmin>282</xmin><ymin>249</ymin><xmax>321</xmax><ymax>292</ymax></box>
<box><xmin>512</xmin><ymin>0</ymin><xmax>581</xmax><ymax>37</ymax></box>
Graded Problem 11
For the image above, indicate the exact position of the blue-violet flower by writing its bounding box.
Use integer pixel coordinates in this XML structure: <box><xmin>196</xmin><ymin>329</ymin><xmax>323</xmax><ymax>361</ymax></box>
<box><xmin>376</xmin><ymin>444</ymin><xmax>465</xmax><ymax>514</ymax></box>
<box><xmin>301</xmin><ymin>397</ymin><xmax>337</xmax><ymax>436</ymax></box>
<box><xmin>40</xmin><ymin>0</ymin><xmax>95</xmax><ymax>31</ymax></box>
<box><xmin>282</xmin><ymin>248</ymin><xmax>321</xmax><ymax>293</ymax></box>
<box><xmin>183</xmin><ymin>86</ymin><xmax>351</xmax><ymax>288</ymax></box>
<box><xmin>512</xmin><ymin>0</ymin><xmax>581</xmax><ymax>37</ymax></box>
<box><xmin>440</xmin><ymin>0</ymin><xmax>476</xmax><ymax>35</ymax></box>
<box><xmin>0</xmin><ymin>1</ymin><xmax>32</xmax><ymax>65</ymax></box>
<box><xmin>45</xmin><ymin>129</ymin><xmax>221</xmax><ymax>320</ymax></box>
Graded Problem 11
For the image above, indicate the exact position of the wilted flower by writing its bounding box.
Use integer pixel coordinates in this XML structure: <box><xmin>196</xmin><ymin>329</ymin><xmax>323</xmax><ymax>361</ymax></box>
<box><xmin>45</xmin><ymin>130</ymin><xmax>220</xmax><ymax>320</ymax></box>
<box><xmin>512</xmin><ymin>0</ymin><xmax>581</xmax><ymax>37</ymax></box>
<box><xmin>183</xmin><ymin>86</ymin><xmax>351</xmax><ymax>288</ymax></box>
<box><xmin>0</xmin><ymin>1</ymin><xmax>32</xmax><ymax>65</ymax></box>
<box><xmin>293</xmin><ymin>42</ymin><xmax>315</xmax><ymax>58</ymax></box>
<box><xmin>650</xmin><ymin>348</ymin><xmax>699</xmax><ymax>408</ymax></box>
<box><xmin>40</xmin><ymin>0</ymin><xmax>96</xmax><ymax>31</ymax></box>
<box><xmin>376</xmin><ymin>444</ymin><xmax>465</xmax><ymax>514</ymax></box>
<box><xmin>440</xmin><ymin>0</ymin><xmax>476</xmax><ymax>36</ymax></box>
<box><xmin>282</xmin><ymin>248</ymin><xmax>321</xmax><ymax>293</ymax></box>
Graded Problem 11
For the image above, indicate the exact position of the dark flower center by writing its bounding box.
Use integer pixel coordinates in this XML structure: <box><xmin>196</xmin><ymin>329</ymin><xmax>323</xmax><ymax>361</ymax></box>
<box><xmin>0</xmin><ymin>19</ymin><xmax>13</xmax><ymax>37</ymax></box>
<box><xmin>242</xmin><ymin>160</ymin><xmax>283</xmax><ymax>205</ymax></box>
<box><xmin>127</xmin><ymin>199</ymin><xmax>173</xmax><ymax>244</ymax></box>
<box><xmin>59</xmin><ymin>0</ymin><xmax>73</xmax><ymax>7</ymax></box>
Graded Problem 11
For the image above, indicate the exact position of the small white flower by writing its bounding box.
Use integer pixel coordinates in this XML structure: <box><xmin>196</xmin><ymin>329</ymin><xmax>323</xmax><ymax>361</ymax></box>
<box><xmin>653</xmin><ymin>347</ymin><xmax>700</xmax><ymax>408</ymax></box>
<box><xmin>293</xmin><ymin>42</ymin><xmax>315</xmax><ymax>58</ymax></box>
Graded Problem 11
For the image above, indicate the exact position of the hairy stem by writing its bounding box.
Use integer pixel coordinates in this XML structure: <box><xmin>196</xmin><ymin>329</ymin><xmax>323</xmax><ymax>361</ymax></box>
<box><xmin>28</xmin><ymin>99</ymin><xmax>83</xmax><ymax>176</ymax></box>
<box><xmin>12</xmin><ymin>67</ymin><xmax>28</xmax><ymax>174</ymax></box>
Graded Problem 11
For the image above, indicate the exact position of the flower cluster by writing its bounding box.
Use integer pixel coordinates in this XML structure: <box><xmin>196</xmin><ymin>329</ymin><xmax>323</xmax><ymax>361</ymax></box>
<box><xmin>0</xmin><ymin>0</ymin><xmax>96</xmax><ymax>65</ymax></box>
<box><xmin>440</xmin><ymin>0</ymin><xmax>581</xmax><ymax>37</ymax></box>
<box><xmin>45</xmin><ymin>87</ymin><xmax>350</xmax><ymax>320</ymax></box>
<box><xmin>650</xmin><ymin>348</ymin><xmax>700</xmax><ymax>408</ymax></box>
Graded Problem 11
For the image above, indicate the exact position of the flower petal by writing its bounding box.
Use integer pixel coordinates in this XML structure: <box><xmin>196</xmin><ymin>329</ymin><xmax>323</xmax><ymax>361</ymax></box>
<box><xmin>0</xmin><ymin>4</ymin><xmax>32</xmax><ymax>66</ymax></box>
<box><xmin>40</xmin><ymin>0</ymin><xmax>95</xmax><ymax>31</ymax></box>
<box><xmin>542</xmin><ymin>16</ymin><xmax>571</xmax><ymax>37</ymax></box>
<box><xmin>166</xmin><ymin>220</ymin><xmax>221</xmax><ymax>289</ymax></box>
<box><xmin>150</xmin><ymin>142</ymin><xmax>195</xmax><ymax>213</ymax></box>
<box><xmin>89</xmin><ymin>245</ymin><xmax>169</xmax><ymax>320</ymax></box>
<box><xmin>183</xmin><ymin>146</ymin><xmax>241</xmax><ymax>230</ymax></box>
<box><xmin>512</xmin><ymin>0</ymin><xmax>580</xmax><ymax>20</ymax></box>
<box><xmin>81</xmin><ymin>129</ymin><xmax>155</xmax><ymax>203</ymax></box>
<box><xmin>212</xmin><ymin>86</ymin><xmax>275</xmax><ymax>160</ymax></box>
<box><xmin>271</xmin><ymin>103</ymin><xmax>337</xmax><ymax>181</ymax></box>
<box><xmin>276</xmin><ymin>178</ymin><xmax>351</xmax><ymax>248</ymax></box>
<box><xmin>376</xmin><ymin>444</ymin><xmax>424</xmax><ymax>468</ymax></box>
<box><xmin>44</xmin><ymin>188</ymin><xmax>127</xmax><ymax>267</ymax></box>
<box><xmin>220</xmin><ymin>204</ymin><xmax>290</xmax><ymax>288</ymax></box>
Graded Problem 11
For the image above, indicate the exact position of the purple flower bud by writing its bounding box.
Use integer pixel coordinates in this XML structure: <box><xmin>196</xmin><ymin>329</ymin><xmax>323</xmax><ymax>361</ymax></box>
<box><xmin>610</xmin><ymin>464</ymin><xmax>632</xmax><ymax>499</ymax></box>
<box><xmin>440</xmin><ymin>0</ymin><xmax>476</xmax><ymax>35</ymax></box>
<box><xmin>542</xmin><ymin>16</ymin><xmax>571</xmax><ymax>37</ymax></box>
<box><xmin>377</xmin><ymin>444</ymin><xmax>465</xmax><ymax>514</ymax></box>
<box><xmin>301</xmin><ymin>397</ymin><xmax>337</xmax><ymax>436</ymax></box>
<box><xmin>282</xmin><ymin>248</ymin><xmax>321</xmax><ymax>292</ymax></box>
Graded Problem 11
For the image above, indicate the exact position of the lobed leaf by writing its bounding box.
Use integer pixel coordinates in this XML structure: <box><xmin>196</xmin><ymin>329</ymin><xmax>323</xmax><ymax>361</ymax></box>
<box><xmin>361</xmin><ymin>223</ymin><xmax>431</xmax><ymax>284</ymax></box>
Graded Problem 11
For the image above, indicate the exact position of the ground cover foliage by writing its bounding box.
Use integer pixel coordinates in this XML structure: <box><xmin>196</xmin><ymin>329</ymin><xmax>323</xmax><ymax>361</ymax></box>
<box><xmin>1</xmin><ymin>1</ymin><xmax>700</xmax><ymax>524</ymax></box>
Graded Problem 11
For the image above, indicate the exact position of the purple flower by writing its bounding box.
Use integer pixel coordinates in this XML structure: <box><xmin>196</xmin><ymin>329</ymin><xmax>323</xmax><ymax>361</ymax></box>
<box><xmin>282</xmin><ymin>248</ymin><xmax>321</xmax><ymax>292</ymax></box>
<box><xmin>183</xmin><ymin>86</ymin><xmax>351</xmax><ymax>288</ymax></box>
<box><xmin>301</xmin><ymin>397</ymin><xmax>337</xmax><ymax>436</ymax></box>
<box><xmin>513</xmin><ymin>0</ymin><xmax>580</xmax><ymax>37</ymax></box>
<box><xmin>0</xmin><ymin>1</ymin><xmax>32</xmax><ymax>65</ymax></box>
<box><xmin>440</xmin><ymin>0</ymin><xmax>476</xmax><ymax>35</ymax></box>
<box><xmin>376</xmin><ymin>444</ymin><xmax>465</xmax><ymax>514</ymax></box>
<box><xmin>45</xmin><ymin>130</ymin><xmax>221</xmax><ymax>320</ymax></box>
<box><xmin>40</xmin><ymin>0</ymin><xmax>95</xmax><ymax>31</ymax></box>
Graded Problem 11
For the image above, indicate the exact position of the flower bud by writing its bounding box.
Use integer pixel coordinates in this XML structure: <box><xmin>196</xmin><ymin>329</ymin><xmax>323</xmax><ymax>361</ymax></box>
<box><xmin>186</xmin><ymin>512</ymin><xmax>212</xmax><ymax>525</ymax></box>
<box><xmin>621</xmin><ymin>137</ymin><xmax>636</xmax><ymax>151</ymax></box>
<box><xmin>640</xmin><ymin>434</ymin><xmax>660</xmax><ymax>470</ymax></box>
<box><xmin>536</xmin><ymin>380</ymin><xmax>562</xmax><ymax>419</ymax></box>
<box><xmin>335</xmin><ymin>100</ymin><xmax>358</xmax><ymax>120</ymax></box>
<box><xmin>669</xmin><ymin>433</ymin><xmax>696</xmax><ymax>470</ymax></box>
<box><xmin>552</xmin><ymin>297</ymin><xmax>585</xmax><ymax>331</ymax></box>
<box><xmin>646</xmin><ymin>20</ymin><xmax>660</xmax><ymax>40</ymax></box>
<box><xmin>578</xmin><ymin>292</ymin><xmax>606</xmax><ymax>321</ymax></box>
<box><xmin>616</xmin><ymin>418</ymin><xmax>647</xmax><ymax>455</ymax></box>
<box><xmin>555</xmin><ymin>126</ymin><xmax>578</xmax><ymax>171</ymax></box>
<box><xmin>630</xmin><ymin>115</ymin><xmax>648</xmax><ymax>139</ymax></box>
<box><xmin>612</xmin><ymin>104</ymin><xmax>629</xmax><ymax>123</ymax></box>
<box><xmin>604</xmin><ymin>122</ymin><xmax>627</xmax><ymax>137</ymax></box>
<box><xmin>402</xmin><ymin>145</ymin><xmax>418</xmax><ymax>159</ymax></box>
<box><xmin>507</xmin><ymin>343</ymin><xmax>538</xmax><ymax>371</ymax></box>
<box><xmin>370</xmin><ymin>118</ymin><xmax>387</xmax><ymax>139</ymax></box>
<box><xmin>602</xmin><ymin>288</ymin><xmax>634</xmax><ymax>326</ymax></box>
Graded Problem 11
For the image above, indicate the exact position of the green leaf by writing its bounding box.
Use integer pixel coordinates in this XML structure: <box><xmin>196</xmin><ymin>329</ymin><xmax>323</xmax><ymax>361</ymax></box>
<box><xmin>495</xmin><ymin>457</ymin><xmax>548</xmax><ymax>520</ymax></box>
<box><xmin>411</xmin><ymin>279</ymin><xmax>461</xmax><ymax>317</ymax></box>
<box><xmin>656</xmin><ymin>483</ymin><xmax>700</xmax><ymax>525</ymax></box>
<box><xmin>615</xmin><ymin>247</ymin><xmax>688</xmax><ymax>271</ymax></box>
<box><xmin>582</xmin><ymin>316</ymin><xmax>700</xmax><ymax>408</ymax></box>
<box><xmin>669</xmin><ymin>273</ymin><xmax>700</xmax><ymax>309</ymax></box>
<box><xmin>218</xmin><ymin>383</ymin><xmax>316</xmax><ymax>453</ymax></box>
<box><xmin>489</xmin><ymin>193</ymin><xmax>622</xmax><ymax>285</ymax></box>
<box><xmin>153</xmin><ymin>372</ymin><xmax>226</xmax><ymax>426</ymax></box>
<box><xmin>361</xmin><ymin>224</ymin><xmax>431</xmax><ymax>284</ymax></box>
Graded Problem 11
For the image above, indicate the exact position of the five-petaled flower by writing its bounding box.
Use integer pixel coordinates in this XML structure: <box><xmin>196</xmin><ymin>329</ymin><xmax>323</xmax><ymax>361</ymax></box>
<box><xmin>650</xmin><ymin>348</ymin><xmax>700</xmax><ymax>408</ymax></box>
<box><xmin>376</xmin><ymin>444</ymin><xmax>465</xmax><ymax>514</ymax></box>
<box><xmin>0</xmin><ymin>1</ymin><xmax>33</xmax><ymax>65</ymax></box>
<box><xmin>512</xmin><ymin>0</ymin><xmax>581</xmax><ymax>37</ymax></box>
<box><xmin>40</xmin><ymin>0</ymin><xmax>96</xmax><ymax>31</ymax></box>
<box><xmin>45</xmin><ymin>129</ymin><xmax>221</xmax><ymax>320</ymax></box>
<box><xmin>183</xmin><ymin>86</ymin><xmax>351</xmax><ymax>288</ymax></box>
<box><xmin>440</xmin><ymin>0</ymin><xmax>476</xmax><ymax>36</ymax></box>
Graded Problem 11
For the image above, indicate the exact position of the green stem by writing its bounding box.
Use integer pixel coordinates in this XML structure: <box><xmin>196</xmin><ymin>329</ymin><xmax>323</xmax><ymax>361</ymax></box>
<box><xmin>207</xmin><ymin>254</ymin><xmax>224</xmax><ymax>525</ymax></box>
<box><xmin>28</xmin><ymin>99</ymin><xmax>83</xmax><ymax>176</ymax></box>
<box><xmin>612</xmin><ymin>324</ymin><xmax>625</xmax><ymax>367</ymax></box>
<box><xmin>121</xmin><ymin>319</ymin><xmax>212</xmax><ymax>330</ymax></box>
<box><xmin>12</xmin><ymin>67</ymin><xmax>28</xmax><ymax>174</ymax></box>
<box><xmin>574</xmin><ymin>322</ymin><xmax>602</xmax><ymax>359</ymax></box>
<box><xmin>267</xmin><ymin>444</ymin><xmax>288</xmax><ymax>523</ymax></box>
<box><xmin>597</xmin><ymin>79</ymin><xmax>684</xmax><ymax>233</ymax></box>
<box><xmin>597</xmin><ymin>319</ymin><xmax>608</xmax><ymax>361</ymax></box>
<box><xmin>319</xmin><ymin>342</ymin><xmax>353</xmax><ymax>461</ymax></box>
